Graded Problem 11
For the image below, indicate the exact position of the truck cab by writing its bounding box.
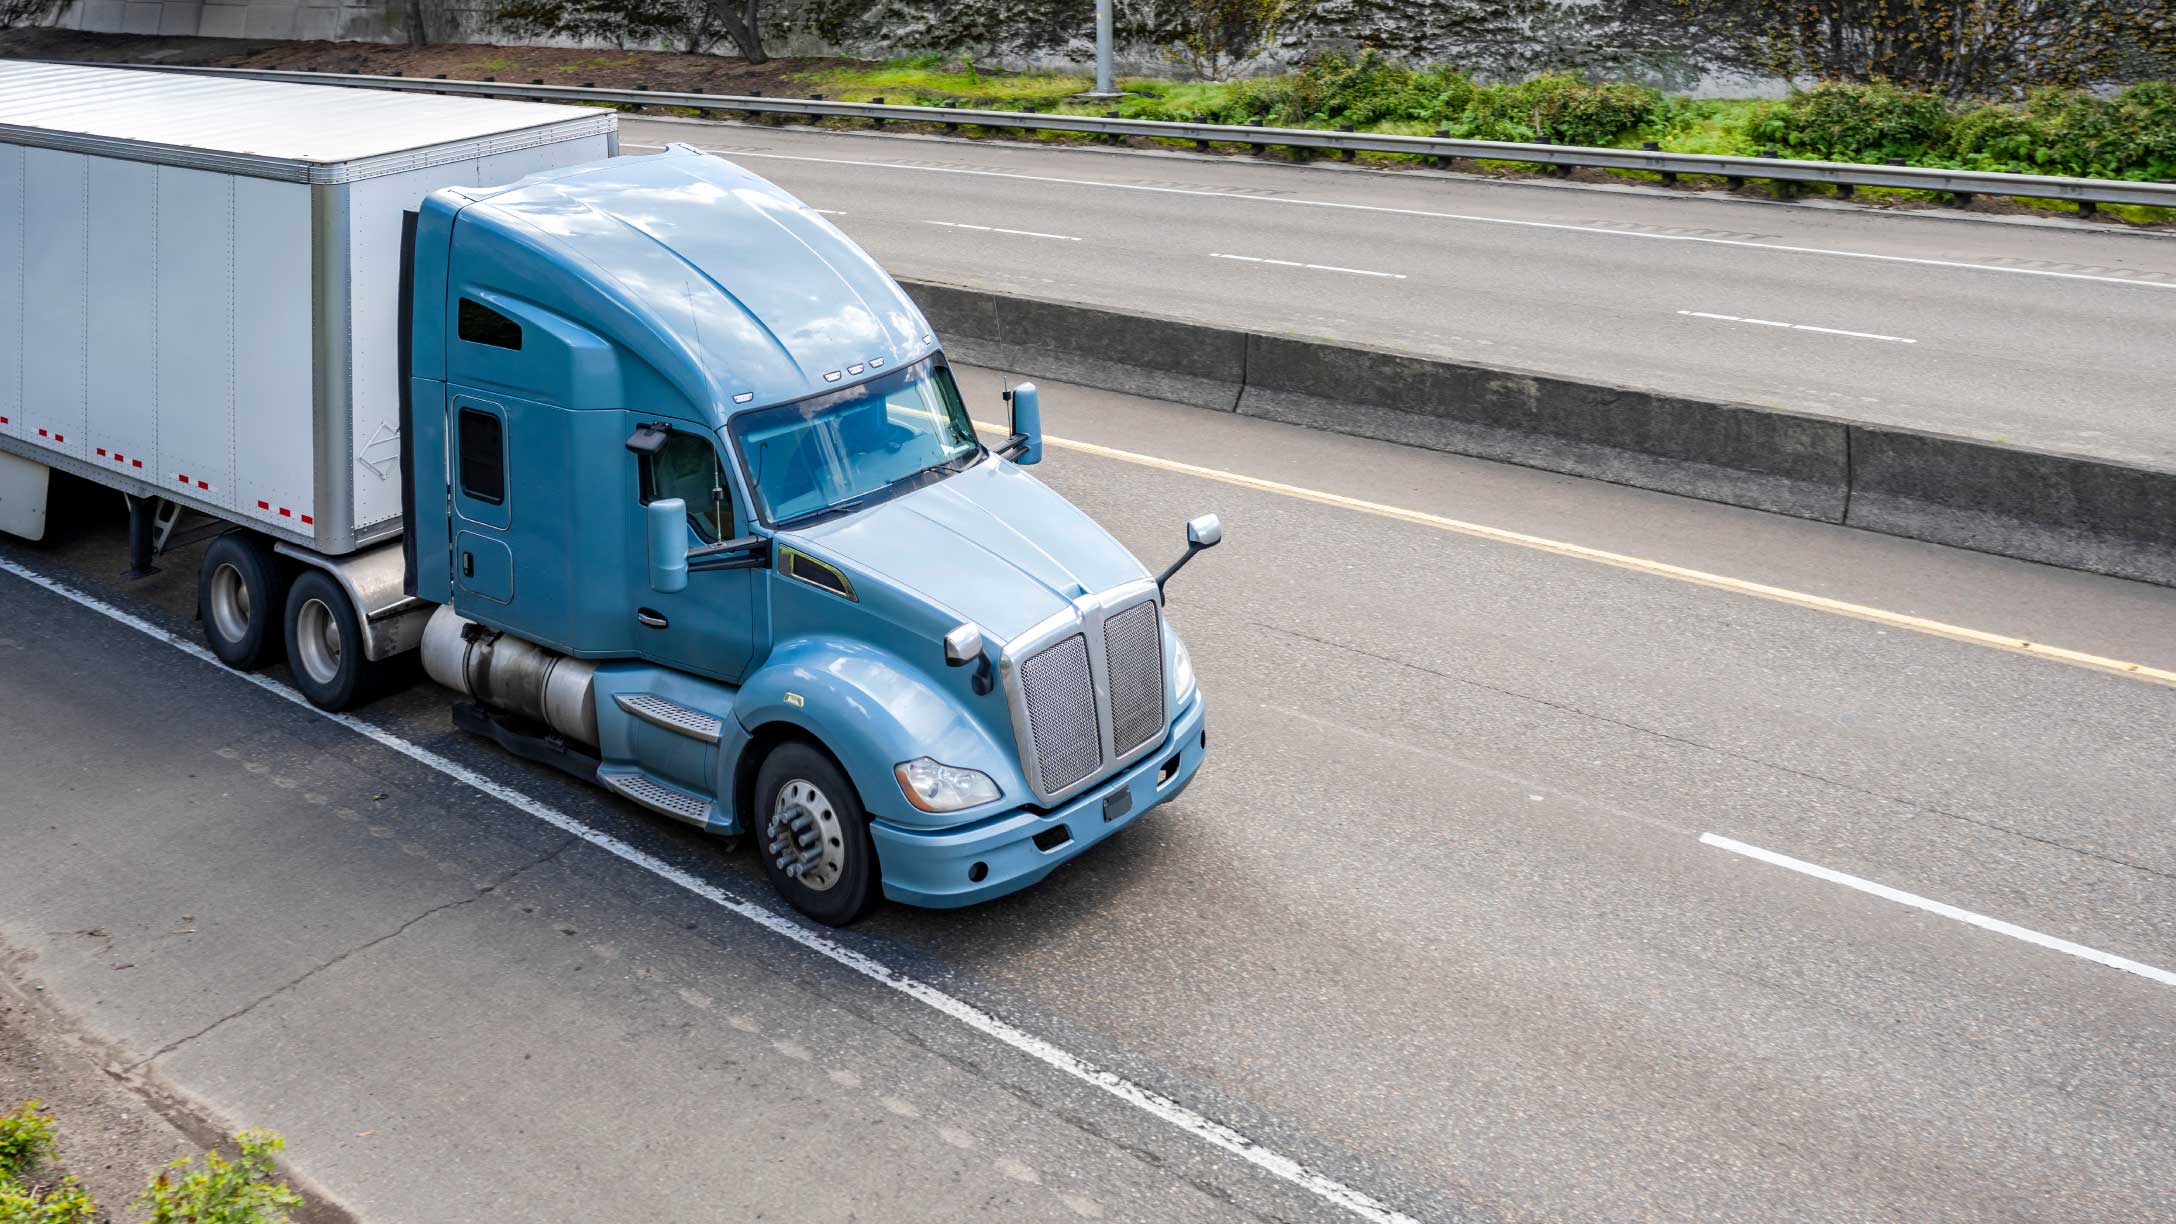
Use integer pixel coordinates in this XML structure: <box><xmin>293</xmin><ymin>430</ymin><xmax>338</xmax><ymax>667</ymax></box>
<box><xmin>406</xmin><ymin>145</ymin><xmax>1215</xmax><ymax>923</ymax></box>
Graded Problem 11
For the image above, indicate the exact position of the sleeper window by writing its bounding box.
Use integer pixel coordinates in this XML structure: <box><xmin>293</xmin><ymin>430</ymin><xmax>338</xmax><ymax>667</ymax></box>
<box><xmin>458</xmin><ymin>298</ymin><xmax>522</xmax><ymax>351</ymax></box>
<box><xmin>456</xmin><ymin>408</ymin><xmax>505</xmax><ymax>505</ymax></box>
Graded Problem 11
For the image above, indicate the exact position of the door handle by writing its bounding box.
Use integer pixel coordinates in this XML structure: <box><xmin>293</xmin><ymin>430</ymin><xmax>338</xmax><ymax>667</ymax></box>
<box><xmin>461</xmin><ymin>551</ymin><xmax>474</xmax><ymax>578</ymax></box>
<box><xmin>636</xmin><ymin>609</ymin><xmax>669</xmax><ymax>629</ymax></box>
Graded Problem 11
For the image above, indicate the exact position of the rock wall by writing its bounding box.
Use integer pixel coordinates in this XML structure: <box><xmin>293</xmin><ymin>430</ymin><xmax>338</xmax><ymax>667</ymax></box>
<box><xmin>50</xmin><ymin>0</ymin><xmax>1763</xmax><ymax>92</ymax></box>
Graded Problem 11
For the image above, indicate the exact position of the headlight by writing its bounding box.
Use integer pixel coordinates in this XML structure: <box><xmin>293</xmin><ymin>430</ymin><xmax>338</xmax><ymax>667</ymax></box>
<box><xmin>1169</xmin><ymin>630</ymin><xmax>1197</xmax><ymax>703</ymax></box>
<box><xmin>894</xmin><ymin>757</ymin><xmax>1002</xmax><ymax>813</ymax></box>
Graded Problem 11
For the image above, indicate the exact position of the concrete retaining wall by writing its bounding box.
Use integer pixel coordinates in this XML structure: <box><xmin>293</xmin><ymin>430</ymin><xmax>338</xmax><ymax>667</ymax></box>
<box><xmin>905</xmin><ymin>278</ymin><xmax>2176</xmax><ymax>587</ymax></box>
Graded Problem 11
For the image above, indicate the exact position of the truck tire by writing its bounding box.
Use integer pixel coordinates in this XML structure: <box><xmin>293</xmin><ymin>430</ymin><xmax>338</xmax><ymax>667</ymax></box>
<box><xmin>283</xmin><ymin>569</ymin><xmax>381</xmax><ymax>711</ymax></box>
<box><xmin>754</xmin><ymin>742</ymin><xmax>881</xmax><ymax>926</ymax></box>
<box><xmin>198</xmin><ymin>532</ymin><xmax>286</xmax><ymax>671</ymax></box>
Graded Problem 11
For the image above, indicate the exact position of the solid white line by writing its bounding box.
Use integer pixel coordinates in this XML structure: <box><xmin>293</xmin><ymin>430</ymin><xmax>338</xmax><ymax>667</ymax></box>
<box><xmin>812</xmin><ymin>208</ymin><xmax>847</xmax><ymax>216</ymax></box>
<box><xmin>1678</xmin><ymin>310</ymin><xmax>1915</xmax><ymax>344</ymax></box>
<box><xmin>1211</xmin><ymin>252</ymin><xmax>1405</xmax><ymax>279</ymax></box>
<box><xmin>1699</xmin><ymin>833</ymin><xmax>2176</xmax><ymax>988</ymax></box>
<box><xmin>924</xmin><ymin>219</ymin><xmax>1080</xmax><ymax>241</ymax></box>
<box><xmin>682</xmin><ymin>146</ymin><xmax>2176</xmax><ymax>291</ymax></box>
<box><xmin>0</xmin><ymin>556</ymin><xmax>1420</xmax><ymax>1224</ymax></box>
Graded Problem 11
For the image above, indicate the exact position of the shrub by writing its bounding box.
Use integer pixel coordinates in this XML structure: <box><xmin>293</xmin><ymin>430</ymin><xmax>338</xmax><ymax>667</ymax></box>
<box><xmin>0</xmin><ymin>1106</ymin><xmax>53</xmax><ymax>1184</ymax></box>
<box><xmin>0</xmin><ymin>1104</ymin><xmax>95</xmax><ymax>1224</ymax></box>
<box><xmin>1949</xmin><ymin>83</ymin><xmax>2176</xmax><ymax>180</ymax></box>
<box><xmin>136</xmin><ymin>1130</ymin><xmax>301</xmax><ymax>1224</ymax></box>
<box><xmin>1458</xmin><ymin>72</ymin><xmax>1663</xmax><ymax>145</ymax></box>
<box><xmin>1748</xmin><ymin>80</ymin><xmax>1950</xmax><ymax>162</ymax></box>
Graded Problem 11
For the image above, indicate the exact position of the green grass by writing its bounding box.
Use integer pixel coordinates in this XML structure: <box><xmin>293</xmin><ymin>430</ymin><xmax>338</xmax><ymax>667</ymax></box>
<box><xmin>787</xmin><ymin>57</ymin><xmax>2172</xmax><ymax>223</ymax></box>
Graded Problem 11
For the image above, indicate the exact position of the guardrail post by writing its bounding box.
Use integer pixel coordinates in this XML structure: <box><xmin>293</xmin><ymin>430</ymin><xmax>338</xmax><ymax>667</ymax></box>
<box><xmin>871</xmin><ymin>98</ymin><xmax>885</xmax><ymax>128</ymax></box>
<box><xmin>1104</xmin><ymin>110</ymin><xmax>1121</xmax><ymax>144</ymax></box>
<box><xmin>1643</xmin><ymin>141</ymin><xmax>1675</xmax><ymax>186</ymax></box>
<box><xmin>942</xmin><ymin>100</ymin><xmax>958</xmax><ymax>133</ymax></box>
<box><xmin>1433</xmin><ymin>130</ymin><xmax>1451</xmax><ymax>169</ymax></box>
<box><xmin>2078</xmin><ymin>199</ymin><xmax>2097</xmax><ymax>217</ymax></box>
<box><xmin>748</xmin><ymin>88</ymin><xmax>765</xmax><ymax>122</ymax></box>
<box><xmin>1835</xmin><ymin>182</ymin><xmax>1855</xmax><ymax>199</ymax></box>
<box><xmin>1338</xmin><ymin>125</ymin><xmax>1356</xmax><ymax>162</ymax></box>
<box><xmin>1247</xmin><ymin>119</ymin><xmax>1264</xmax><ymax>156</ymax></box>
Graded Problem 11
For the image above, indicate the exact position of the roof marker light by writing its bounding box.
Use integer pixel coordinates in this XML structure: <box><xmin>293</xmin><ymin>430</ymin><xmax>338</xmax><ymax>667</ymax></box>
<box><xmin>823</xmin><ymin>370</ymin><xmax>843</xmax><ymax>383</ymax></box>
<box><xmin>921</xmin><ymin>334</ymin><xmax>933</xmax><ymax>346</ymax></box>
<box><xmin>848</xmin><ymin>364</ymin><xmax>865</xmax><ymax>375</ymax></box>
<box><xmin>733</xmin><ymin>392</ymin><xmax>755</xmax><ymax>404</ymax></box>
<box><xmin>869</xmin><ymin>357</ymin><xmax>885</xmax><ymax>368</ymax></box>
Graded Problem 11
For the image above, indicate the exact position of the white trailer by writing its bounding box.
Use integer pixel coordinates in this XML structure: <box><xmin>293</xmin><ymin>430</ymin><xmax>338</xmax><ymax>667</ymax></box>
<box><xmin>0</xmin><ymin>61</ymin><xmax>614</xmax><ymax>678</ymax></box>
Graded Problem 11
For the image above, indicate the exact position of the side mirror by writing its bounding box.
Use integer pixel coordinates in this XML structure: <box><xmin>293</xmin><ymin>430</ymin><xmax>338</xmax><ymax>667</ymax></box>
<box><xmin>1155</xmin><ymin>513</ymin><xmax>1223</xmax><ymax>601</ymax></box>
<box><xmin>646</xmin><ymin>499</ymin><xmax>689</xmax><ymax>593</ymax></box>
<box><xmin>944</xmin><ymin>621</ymin><xmax>995</xmax><ymax>694</ymax></box>
<box><xmin>944</xmin><ymin>622</ymin><xmax>985</xmax><ymax>666</ymax></box>
<box><xmin>999</xmin><ymin>383</ymin><xmax>1042</xmax><ymax>466</ymax></box>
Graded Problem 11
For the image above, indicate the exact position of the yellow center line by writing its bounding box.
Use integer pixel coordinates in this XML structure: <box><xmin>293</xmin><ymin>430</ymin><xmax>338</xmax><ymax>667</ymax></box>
<box><xmin>974</xmin><ymin>419</ymin><xmax>2176</xmax><ymax>690</ymax></box>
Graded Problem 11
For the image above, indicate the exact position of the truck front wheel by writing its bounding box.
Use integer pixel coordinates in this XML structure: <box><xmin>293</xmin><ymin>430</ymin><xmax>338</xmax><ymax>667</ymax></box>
<box><xmin>754</xmin><ymin>742</ymin><xmax>881</xmax><ymax>926</ymax></box>
<box><xmin>199</xmin><ymin>532</ymin><xmax>286</xmax><ymax>671</ymax></box>
<box><xmin>283</xmin><ymin>569</ymin><xmax>381</xmax><ymax>711</ymax></box>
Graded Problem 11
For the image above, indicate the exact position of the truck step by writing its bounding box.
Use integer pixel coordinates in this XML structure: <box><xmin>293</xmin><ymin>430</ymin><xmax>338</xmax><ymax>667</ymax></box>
<box><xmin>614</xmin><ymin>692</ymin><xmax>724</xmax><ymax>744</ymax></box>
<box><xmin>599</xmin><ymin>768</ymin><xmax>714</xmax><ymax>826</ymax></box>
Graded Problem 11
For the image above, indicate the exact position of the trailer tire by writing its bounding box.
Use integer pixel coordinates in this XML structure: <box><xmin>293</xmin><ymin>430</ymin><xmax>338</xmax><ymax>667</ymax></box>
<box><xmin>198</xmin><ymin>533</ymin><xmax>286</xmax><ymax>671</ymax></box>
<box><xmin>754</xmin><ymin>741</ymin><xmax>881</xmax><ymax>926</ymax></box>
<box><xmin>283</xmin><ymin>569</ymin><xmax>379</xmax><ymax>711</ymax></box>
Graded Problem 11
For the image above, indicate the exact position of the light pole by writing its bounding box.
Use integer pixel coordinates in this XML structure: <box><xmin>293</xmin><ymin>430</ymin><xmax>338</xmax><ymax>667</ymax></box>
<box><xmin>1096</xmin><ymin>0</ymin><xmax>1114</xmax><ymax>95</ymax></box>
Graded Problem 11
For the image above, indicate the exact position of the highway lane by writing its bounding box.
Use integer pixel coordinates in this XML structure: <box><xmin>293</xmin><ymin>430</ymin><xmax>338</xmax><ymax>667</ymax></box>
<box><xmin>619</xmin><ymin>118</ymin><xmax>2176</xmax><ymax>468</ymax></box>
<box><xmin>4</xmin><ymin>370</ymin><xmax>2175</xmax><ymax>1221</ymax></box>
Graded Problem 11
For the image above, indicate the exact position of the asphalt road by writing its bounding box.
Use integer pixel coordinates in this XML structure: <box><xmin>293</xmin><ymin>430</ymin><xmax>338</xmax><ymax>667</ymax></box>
<box><xmin>616</xmin><ymin>117</ymin><xmax>2176</xmax><ymax>469</ymax></box>
<box><xmin>4</xmin><ymin>369</ymin><xmax>2175</xmax><ymax>1222</ymax></box>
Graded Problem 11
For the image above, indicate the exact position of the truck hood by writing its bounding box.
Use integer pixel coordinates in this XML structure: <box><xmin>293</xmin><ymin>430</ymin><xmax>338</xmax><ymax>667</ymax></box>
<box><xmin>789</xmin><ymin>458</ymin><xmax>1150</xmax><ymax>642</ymax></box>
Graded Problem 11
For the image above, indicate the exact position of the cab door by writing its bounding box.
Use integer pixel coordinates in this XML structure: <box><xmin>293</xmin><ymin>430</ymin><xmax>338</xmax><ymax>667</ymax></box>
<box><xmin>449</xmin><ymin>396</ymin><xmax>514</xmax><ymax>607</ymax></box>
<box><xmin>630</xmin><ymin>421</ymin><xmax>760</xmax><ymax>684</ymax></box>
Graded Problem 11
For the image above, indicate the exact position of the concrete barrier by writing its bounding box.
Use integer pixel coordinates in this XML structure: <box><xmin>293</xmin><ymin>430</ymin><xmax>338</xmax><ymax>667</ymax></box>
<box><xmin>903</xmin><ymin>277</ymin><xmax>2176</xmax><ymax>588</ymax></box>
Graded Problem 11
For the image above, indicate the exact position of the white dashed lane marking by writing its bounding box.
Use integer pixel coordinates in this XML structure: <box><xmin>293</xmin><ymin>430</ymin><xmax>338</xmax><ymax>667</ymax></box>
<box><xmin>1678</xmin><ymin>310</ymin><xmax>1916</xmax><ymax>343</ymax></box>
<box><xmin>1211</xmin><ymin>252</ymin><xmax>1406</xmax><ymax>279</ymax></box>
<box><xmin>1701</xmin><ymin>834</ymin><xmax>2176</xmax><ymax>988</ymax></box>
<box><xmin>924</xmin><ymin>219</ymin><xmax>1080</xmax><ymax>241</ymax></box>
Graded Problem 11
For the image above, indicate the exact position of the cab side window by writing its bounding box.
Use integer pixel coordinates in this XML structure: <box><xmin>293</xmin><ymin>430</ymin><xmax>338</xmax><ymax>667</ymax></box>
<box><xmin>640</xmin><ymin>431</ymin><xmax>728</xmax><ymax>543</ymax></box>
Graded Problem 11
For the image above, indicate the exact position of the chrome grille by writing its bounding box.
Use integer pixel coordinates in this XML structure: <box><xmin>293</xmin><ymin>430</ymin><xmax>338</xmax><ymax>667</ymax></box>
<box><xmin>1019</xmin><ymin>634</ymin><xmax>1102</xmax><ymax>794</ymax></box>
<box><xmin>1103</xmin><ymin>601</ymin><xmax>1165</xmax><ymax>755</ymax></box>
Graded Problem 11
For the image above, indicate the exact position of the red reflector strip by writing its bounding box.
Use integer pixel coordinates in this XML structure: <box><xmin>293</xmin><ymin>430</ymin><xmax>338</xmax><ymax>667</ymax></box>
<box><xmin>197</xmin><ymin>480</ymin><xmax>209</xmax><ymax>490</ymax></box>
<box><xmin>177</xmin><ymin>474</ymin><xmax>189</xmax><ymax>484</ymax></box>
<box><xmin>97</xmin><ymin>447</ymin><xmax>107</xmax><ymax>456</ymax></box>
<box><xmin>130</xmin><ymin>460</ymin><xmax>142</xmax><ymax>468</ymax></box>
<box><xmin>300</xmin><ymin>515</ymin><xmax>314</xmax><ymax>525</ymax></box>
<box><xmin>278</xmin><ymin>507</ymin><xmax>292</xmax><ymax>517</ymax></box>
<box><xmin>257</xmin><ymin>500</ymin><xmax>270</xmax><ymax>510</ymax></box>
<box><xmin>0</xmin><ymin>415</ymin><xmax>10</xmax><ymax>424</ymax></box>
<box><xmin>37</xmin><ymin>429</ymin><xmax>47</xmax><ymax>437</ymax></box>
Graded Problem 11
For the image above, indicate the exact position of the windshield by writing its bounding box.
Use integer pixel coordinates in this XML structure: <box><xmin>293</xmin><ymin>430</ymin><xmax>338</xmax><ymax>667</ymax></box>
<box><xmin>732</xmin><ymin>359</ymin><xmax>980</xmax><ymax>526</ymax></box>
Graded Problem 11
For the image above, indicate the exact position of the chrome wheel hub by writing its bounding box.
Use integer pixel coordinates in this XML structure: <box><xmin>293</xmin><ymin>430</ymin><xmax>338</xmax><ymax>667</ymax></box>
<box><xmin>295</xmin><ymin>597</ymin><xmax>342</xmax><ymax>686</ymax></box>
<box><xmin>208</xmin><ymin>563</ymin><xmax>251</xmax><ymax>644</ymax></box>
<box><xmin>766</xmin><ymin>779</ymin><xmax>845</xmax><ymax>893</ymax></box>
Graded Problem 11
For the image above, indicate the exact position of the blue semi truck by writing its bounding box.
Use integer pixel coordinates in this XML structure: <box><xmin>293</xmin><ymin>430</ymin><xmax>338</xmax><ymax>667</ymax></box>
<box><xmin>0</xmin><ymin>66</ymin><xmax>1216</xmax><ymax>924</ymax></box>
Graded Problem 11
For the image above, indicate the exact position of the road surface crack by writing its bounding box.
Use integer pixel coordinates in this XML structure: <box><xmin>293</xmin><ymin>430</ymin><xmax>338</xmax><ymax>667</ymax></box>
<box><xmin>1257</xmin><ymin>620</ymin><xmax>2176</xmax><ymax>886</ymax></box>
<box><xmin>129</xmin><ymin>837</ymin><xmax>579</xmax><ymax>1070</ymax></box>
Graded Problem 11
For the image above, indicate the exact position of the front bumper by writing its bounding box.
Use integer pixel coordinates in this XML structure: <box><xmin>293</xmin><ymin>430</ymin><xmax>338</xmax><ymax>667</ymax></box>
<box><xmin>871</xmin><ymin>693</ymin><xmax>1207</xmax><ymax>908</ymax></box>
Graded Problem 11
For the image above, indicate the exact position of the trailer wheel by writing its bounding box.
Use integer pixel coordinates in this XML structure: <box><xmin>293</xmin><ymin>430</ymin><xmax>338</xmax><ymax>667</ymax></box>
<box><xmin>754</xmin><ymin>741</ymin><xmax>881</xmax><ymax>926</ymax></box>
<box><xmin>283</xmin><ymin>569</ymin><xmax>380</xmax><ymax>711</ymax></box>
<box><xmin>199</xmin><ymin>532</ymin><xmax>286</xmax><ymax>670</ymax></box>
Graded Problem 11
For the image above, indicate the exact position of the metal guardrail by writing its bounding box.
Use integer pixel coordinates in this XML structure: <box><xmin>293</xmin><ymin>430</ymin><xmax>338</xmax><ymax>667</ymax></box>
<box><xmin>79</xmin><ymin>61</ymin><xmax>2176</xmax><ymax>210</ymax></box>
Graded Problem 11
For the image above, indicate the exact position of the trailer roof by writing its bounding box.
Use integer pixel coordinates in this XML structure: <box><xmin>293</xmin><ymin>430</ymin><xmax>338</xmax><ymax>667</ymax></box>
<box><xmin>0</xmin><ymin>60</ymin><xmax>616</xmax><ymax>183</ymax></box>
